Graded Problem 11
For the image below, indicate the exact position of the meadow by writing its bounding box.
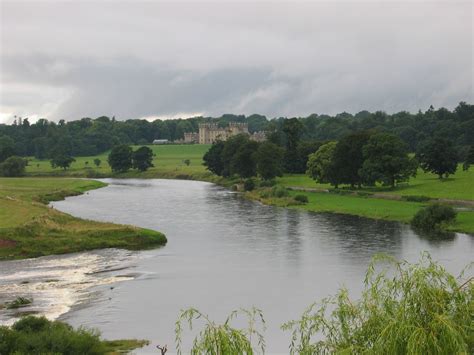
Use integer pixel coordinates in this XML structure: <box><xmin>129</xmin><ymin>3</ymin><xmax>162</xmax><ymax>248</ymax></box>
<box><xmin>22</xmin><ymin>144</ymin><xmax>474</xmax><ymax>234</ymax></box>
<box><xmin>26</xmin><ymin>144</ymin><xmax>211</xmax><ymax>178</ymax></box>
<box><xmin>0</xmin><ymin>178</ymin><xmax>166</xmax><ymax>260</ymax></box>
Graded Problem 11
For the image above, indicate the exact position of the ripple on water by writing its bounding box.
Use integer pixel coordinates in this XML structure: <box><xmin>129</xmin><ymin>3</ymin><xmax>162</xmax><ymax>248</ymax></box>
<box><xmin>0</xmin><ymin>249</ymin><xmax>139</xmax><ymax>325</ymax></box>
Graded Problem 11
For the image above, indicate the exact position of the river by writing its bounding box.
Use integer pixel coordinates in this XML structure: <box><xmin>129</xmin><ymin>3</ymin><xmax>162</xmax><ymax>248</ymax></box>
<box><xmin>1</xmin><ymin>179</ymin><xmax>473</xmax><ymax>353</ymax></box>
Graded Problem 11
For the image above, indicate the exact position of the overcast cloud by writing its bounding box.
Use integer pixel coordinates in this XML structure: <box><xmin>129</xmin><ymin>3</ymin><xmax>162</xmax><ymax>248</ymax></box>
<box><xmin>0</xmin><ymin>0</ymin><xmax>472</xmax><ymax>123</ymax></box>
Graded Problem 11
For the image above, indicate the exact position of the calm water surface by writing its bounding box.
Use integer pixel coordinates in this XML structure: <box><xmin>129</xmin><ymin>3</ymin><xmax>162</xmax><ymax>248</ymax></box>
<box><xmin>1</xmin><ymin>179</ymin><xmax>473</xmax><ymax>353</ymax></box>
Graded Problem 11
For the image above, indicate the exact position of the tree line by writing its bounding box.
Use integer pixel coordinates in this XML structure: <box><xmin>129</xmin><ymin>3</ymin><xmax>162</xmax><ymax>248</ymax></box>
<box><xmin>0</xmin><ymin>102</ymin><xmax>472</xmax><ymax>162</ymax></box>
<box><xmin>204</xmin><ymin>126</ymin><xmax>473</xmax><ymax>188</ymax></box>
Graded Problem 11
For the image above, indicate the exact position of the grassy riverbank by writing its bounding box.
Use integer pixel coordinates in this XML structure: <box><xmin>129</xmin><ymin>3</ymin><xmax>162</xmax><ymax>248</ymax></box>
<box><xmin>0</xmin><ymin>178</ymin><xmax>166</xmax><ymax>260</ymax></box>
<box><xmin>22</xmin><ymin>144</ymin><xmax>474</xmax><ymax>234</ymax></box>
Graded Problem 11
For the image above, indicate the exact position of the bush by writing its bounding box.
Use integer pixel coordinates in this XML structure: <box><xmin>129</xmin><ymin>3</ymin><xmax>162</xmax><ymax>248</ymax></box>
<box><xmin>6</xmin><ymin>297</ymin><xmax>32</xmax><ymax>309</ymax></box>
<box><xmin>411</xmin><ymin>203</ymin><xmax>457</xmax><ymax>231</ymax></box>
<box><xmin>243</xmin><ymin>178</ymin><xmax>255</xmax><ymax>191</ymax></box>
<box><xmin>271</xmin><ymin>185</ymin><xmax>289</xmax><ymax>198</ymax></box>
<box><xmin>0</xmin><ymin>156</ymin><xmax>27</xmax><ymax>177</ymax></box>
<box><xmin>259</xmin><ymin>179</ymin><xmax>276</xmax><ymax>187</ymax></box>
<box><xmin>294</xmin><ymin>194</ymin><xmax>309</xmax><ymax>203</ymax></box>
<box><xmin>0</xmin><ymin>316</ymin><xmax>148</xmax><ymax>354</ymax></box>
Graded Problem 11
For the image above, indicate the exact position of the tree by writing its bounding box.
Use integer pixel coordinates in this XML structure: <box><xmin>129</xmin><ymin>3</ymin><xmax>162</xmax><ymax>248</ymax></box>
<box><xmin>108</xmin><ymin>145</ymin><xmax>132</xmax><ymax>173</ymax></box>
<box><xmin>132</xmin><ymin>146</ymin><xmax>154</xmax><ymax>171</ymax></box>
<box><xmin>221</xmin><ymin>134</ymin><xmax>250</xmax><ymax>177</ymax></box>
<box><xmin>50</xmin><ymin>154</ymin><xmax>75</xmax><ymax>170</ymax></box>
<box><xmin>360</xmin><ymin>133</ymin><xmax>418</xmax><ymax>187</ymax></box>
<box><xmin>0</xmin><ymin>135</ymin><xmax>15</xmax><ymax>163</ymax></box>
<box><xmin>462</xmin><ymin>145</ymin><xmax>474</xmax><ymax>171</ymax></box>
<box><xmin>294</xmin><ymin>141</ymin><xmax>323</xmax><ymax>174</ymax></box>
<box><xmin>231</xmin><ymin>140</ymin><xmax>259</xmax><ymax>179</ymax></box>
<box><xmin>282</xmin><ymin>118</ymin><xmax>304</xmax><ymax>173</ymax></box>
<box><xmin>93</xmin><ymin>158</ymin><xmax>101</xmax><ymax>167</ymax></box>
<box><xmin>416</xmin><ymin>137</ymin><xmax>458</xmax><ymax>178</ymax></box>
<box><xmin>203</xmin><ymin>141</ymin><xmax>225</xmax><ymax>176</ymax></box>
<box><xmin>255</xmin><ymin>141</ymin><xmax>285</xmax><ymax>180</ymax></box>
<box><xmin>0</xmin><ymin>156</ymin><xmax>27</xmax><ymax>177</ymax></box>
<box><xmin>306</xmin><ymin>141</ymin><xmax>338</xmax><ymax>186</ymax></box>
<box><xmin>282</xmin><ymin>254</ymin><xmax>473</xmax><ymax>354</ymax></box>
<box><xmin>331</xmin><ymin>131</ymin><xmax>373</xmax><ymax>188</ymax></box>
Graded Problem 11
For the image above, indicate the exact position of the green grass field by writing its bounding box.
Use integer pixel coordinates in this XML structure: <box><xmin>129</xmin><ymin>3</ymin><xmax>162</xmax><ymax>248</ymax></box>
<box><xmin>20</xmin><ymin>144</ymin><xmax>474</xmax><ymax>234</ymax></box>
<box><xmin>26</xmin><ymin>144</ymin><xmax>211</xmax><ymax>177</ymax></box>
<box><xmin>0</xmin><ymin>178</ymin><xmax>166</xmax><ymax>260</ymax></box>
<box><xmin>278</xmin><ymin>167</ymin><xmax>474</xmax><ymax>201</ymax></box>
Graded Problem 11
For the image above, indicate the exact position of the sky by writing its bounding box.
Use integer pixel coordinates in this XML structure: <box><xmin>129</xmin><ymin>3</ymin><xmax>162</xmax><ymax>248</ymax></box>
<box><xmin>0</xmin><ymin>0</ymin><xmax>472</xmax><ymax>123</ymax></box>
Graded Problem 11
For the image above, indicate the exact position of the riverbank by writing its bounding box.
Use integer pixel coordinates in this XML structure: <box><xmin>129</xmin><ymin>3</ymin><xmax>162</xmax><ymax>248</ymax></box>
<box><xmin>23</xmin><ymin>144</ymin><xmax>474</xmax><ymax>234</ymax></box>
<box><xmin>0</xmin><ymin>178</ymin><xmax>167</xmax><ymax>260</ymax></box>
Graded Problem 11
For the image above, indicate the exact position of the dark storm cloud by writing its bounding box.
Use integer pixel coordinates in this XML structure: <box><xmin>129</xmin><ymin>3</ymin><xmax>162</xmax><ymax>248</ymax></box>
<box><xmin>0</xmin><ymin>1</ymin><xmax>472</xmax><ymax>122</ymax></box>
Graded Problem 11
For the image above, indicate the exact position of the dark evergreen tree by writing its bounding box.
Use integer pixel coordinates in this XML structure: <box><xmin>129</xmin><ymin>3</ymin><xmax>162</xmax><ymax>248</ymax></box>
<box><xmin>50</xmin><ymin>154</ymin><xmax>75</xmax><ymax>170</ymax></box>
<box><xmin>132</xmin><ymin>146</ymin><xmax>154</xmax><ymax>171</ymax></box>
<box><xmin>360</xmin><ymin>133</ymin><xmax>418</xmax><ymax>187</ymax></box>
<box><xmin>416</xmin><ymin>137</ymin><xmax>458</xmax><ymax>178</ymax></box>
<box><xmin>108</xmin><ymin>145</ymin><xmax>132</xmax><ymax>173</ymax></box>
<box><xmin>203</xmin><ymin>141</ymin><xmax>225</xmax><ymax>176</ymax></box>
<box><xmin>256</xmin><ymin>141</ymin><xmax>285</xmax><ymax>180</ymax></box>
<box><xmin>331</xmin><ymin>131</ymin><xmax>373</xmax><ymax>188</ymax></box>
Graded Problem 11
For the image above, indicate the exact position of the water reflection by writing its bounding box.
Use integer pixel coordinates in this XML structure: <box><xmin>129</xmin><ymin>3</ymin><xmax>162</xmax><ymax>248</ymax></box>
<box><xmin>0</xmin><ymin>179</ymin><xmax>472</xmax><ymax>353</ymax></box>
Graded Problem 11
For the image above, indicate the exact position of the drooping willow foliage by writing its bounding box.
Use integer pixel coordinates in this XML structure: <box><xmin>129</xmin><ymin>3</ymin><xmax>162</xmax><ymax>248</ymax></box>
<box><xmin>175</xmin><ymin>254</ymin><xmax>472</xmax><ymax>354</ymax></box>
<box><xmin>282</xmin><ymin>253</ymin><xmax>473</xmax><ymax>354</ymax></box>
<box><xmin>175</xmin><ymin>307</ymin><xmax>266</xmax><ymax>355</ymax></box>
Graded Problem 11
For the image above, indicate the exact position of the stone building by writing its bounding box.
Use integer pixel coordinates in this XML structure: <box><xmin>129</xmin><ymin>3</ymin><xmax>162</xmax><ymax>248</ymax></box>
<box><xmin>184</xmin><ymin>122</ymin><xmax>266</xmax><ymax>144</ymax></box>
<box><xmin>197</xmin><ymin>122</ymin><xmax>249</xmax><ymax>144</ymax></box>
<box><xmin>184</xmin><ymin>132</ymin><xmax>199</xmax><ymax>143</ymax></box>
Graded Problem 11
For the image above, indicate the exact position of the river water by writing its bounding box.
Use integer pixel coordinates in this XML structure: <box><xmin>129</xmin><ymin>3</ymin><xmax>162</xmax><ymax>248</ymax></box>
<box><xmin>1</xmin><ymin>179</ymin><xmax>473</xmax><ymax>353</ymax></box>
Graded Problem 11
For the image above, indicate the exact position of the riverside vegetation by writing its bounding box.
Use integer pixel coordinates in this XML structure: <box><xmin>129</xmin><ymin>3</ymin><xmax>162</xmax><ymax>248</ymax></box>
<box><xmin>4</xmin><ymin>142</ymin><xmax>473</xmax><ymax>234</ymax></box>
<box><xmin>0</xmin><ymin>177</ymin><xmax>166</xmax><ymax>260</ymax></box>
<box><xmin>175</xmin><ymin>254</ymin><xmax>473</xmax><ymax>354</ymax></box>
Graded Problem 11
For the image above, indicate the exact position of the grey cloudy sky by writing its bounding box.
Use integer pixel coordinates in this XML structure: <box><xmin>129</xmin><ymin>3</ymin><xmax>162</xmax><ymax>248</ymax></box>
<box><xmin>0</xmin><ymin>0</ymin><xmax>472</xmax><ymax>123</ymax></box>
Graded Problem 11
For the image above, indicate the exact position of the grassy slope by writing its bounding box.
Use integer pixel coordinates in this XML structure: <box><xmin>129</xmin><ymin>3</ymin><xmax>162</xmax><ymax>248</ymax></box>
<box><xmin>0</xmin><ymin>178</ymin><xmax>166</xmax><ymax>260</ymax></box>
<box><xmin>23</xmin><ymin>144</ymin><xmax>474</xmax><ymax>234</ymax></box>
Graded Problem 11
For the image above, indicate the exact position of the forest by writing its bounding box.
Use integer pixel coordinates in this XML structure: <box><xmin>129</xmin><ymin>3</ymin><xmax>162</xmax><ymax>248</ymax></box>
<box><xmin>0</xmin><ymin>102</ymin><xmax>473</xmax><ymax>162</ymax></box>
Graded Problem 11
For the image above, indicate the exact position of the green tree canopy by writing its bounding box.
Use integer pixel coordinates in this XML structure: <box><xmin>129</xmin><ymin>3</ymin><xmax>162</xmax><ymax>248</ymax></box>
<box><xmin>132</xmin><ymin>146</ymin><xmax>154</xmax><ymax>172</ymax></box>
<box><xmin>0</xmin><ymin>156</ymin><xmax>27</xmax><ymax>177</ymax></box>
<box><xmin>0</xmin><ymin>135</ymin><xmax>15</xmax><ymax>163</ymax></box>
<box><xmin>108</xmin><ymin>145</ymin><xmax>132</xmax><ymax>173</ymax></box>
<box><xmin>221</xmin><ymin>134</ymin><xmax>251</xmax><ymax>177</ymax></box>
<box><xmin>416</xmin><ymin>137</ymin><xmax>458</xmax><ymax>178</ymax></box>
<box><xmin>50</xmin><ymin>154</ymin><xmax>75</xmax><ymax>170</ymax></box>
<box><xmin>231</xmin><ymin>140</ymin><xmax>260</xmax><ymax>179</ymax></box>
<box><xmin>256</xmin><ymin>141</ymin><xmax>285</xmax><ymax>180</ymax></box>
<box><xmin>332</xmin><ymin>131</ymin><xmax>373</xmax><ymax>188</ymax></box>
<box><xmin>360</xmin><ymin>133</ymin><xmax>418</xmax><ymax>187</ymax></box>
<box><xmin>306</xmin><ymin>141</ymin><xmax>338</xmax><ymax>186</ymax></box>
<box><xmin>203</xmin><ymin>141</ymin><xmax>225</xmax><ymax>176</ymax></box>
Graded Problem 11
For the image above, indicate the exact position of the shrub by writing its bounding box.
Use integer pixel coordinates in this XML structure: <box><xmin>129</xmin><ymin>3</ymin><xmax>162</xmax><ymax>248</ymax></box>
<box><xmin>6</xmin><ymin>297</ymin><xmax>32</xmax><ymax>309</ymax></box>
<box><xmin>294</xmin><ymin>194</ymin><xmax>309</xmax><ymax>203</ymax></box>
<box><xmin>0</xmin><ymin>316</ymin><xmax>148</xmax><ymax>354</ymax></box>
<box><xmin>259</xmin><ymin>179</ymin><xmax>276</xmax><ymax>187</ymax></box>
<box><xmin>243</xmin><ymin>178</ymin><xmax>255</xmax><ymax>191</ymax></box>
<box><xmin>411</xmin><ymin>203</ymin><xmax>457</xmax><ymax>231</ymax></box>
<box><xmin>175</xmin><ymin>307</ymin><xmax>265</xmax><ymax>355</ymax></box>
<box><xmin>271</xmin><ymin>185</ymin><xmax>289</xmax><ymax>198</ymax></box>
<box><xmin>0</xmin><ymin>156</ymin><xmax>27</xmax><ymax>177</ymax></box>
